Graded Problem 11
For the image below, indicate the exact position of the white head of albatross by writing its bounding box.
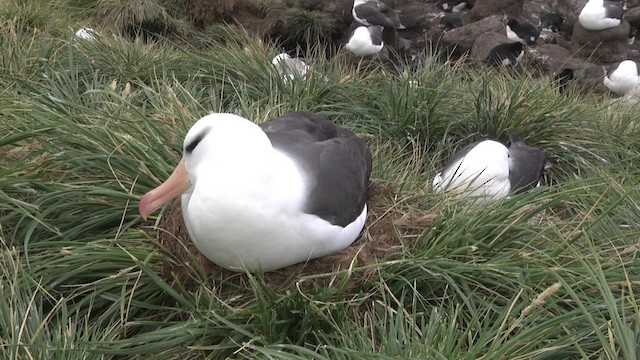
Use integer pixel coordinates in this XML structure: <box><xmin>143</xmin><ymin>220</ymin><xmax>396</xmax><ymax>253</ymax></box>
<box><xmin>139</xmin><ymin>111</ymin><xmax>372</xmax><ymax>272</ymax></box>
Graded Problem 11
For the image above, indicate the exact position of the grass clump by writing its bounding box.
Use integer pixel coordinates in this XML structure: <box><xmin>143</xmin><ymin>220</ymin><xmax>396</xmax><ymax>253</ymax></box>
<box><xmin>280</xmin><ymin>7</ymin><xmax>336</xmax><ymax>51</ymax></box>
<box><xmin>1</xmin><ymin>3</ymin><xmax>639</xmax><ymax>359</ymax></box>
<box><xmin>98</xmin><ymin>0</ymin><xmax>176</xmax><ymax>40</ymax></box>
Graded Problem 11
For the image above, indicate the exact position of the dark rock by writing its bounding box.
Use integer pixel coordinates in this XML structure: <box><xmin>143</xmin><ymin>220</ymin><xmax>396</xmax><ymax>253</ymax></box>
<box><xmin>625</xmin><ymin>4</ymin><xmax>640</xmax><ymax>28</ymax></box>
<box><xmin>470</xmin><ymin>0</ymin><xmax>523</xmax><ymax>21</ymax></box>
<box><xmin>470</xmin><ymin>32</ymin><xmax>512</xmax><ymax>61</ymax></box>
<box><xmin>571</xmin><ymin>20</ymin><xmax>630</xmax><ymax>62</ymax></box>
<box><xmin>527</xmin><ymin>43</ymin><xmax>605</xmax><ymax>92</ymax></box>
<box><xmin>441</xmin><ymin>15</ymin><xmax>504</xmax><ymax>56</ymax></box>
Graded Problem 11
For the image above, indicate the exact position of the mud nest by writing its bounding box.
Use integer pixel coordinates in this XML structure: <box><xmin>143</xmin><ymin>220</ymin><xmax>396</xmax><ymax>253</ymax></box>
<box><xmin>153</xmin><ymin>180</ymin><xmax>436</xmax><ymax>292</ymax></box>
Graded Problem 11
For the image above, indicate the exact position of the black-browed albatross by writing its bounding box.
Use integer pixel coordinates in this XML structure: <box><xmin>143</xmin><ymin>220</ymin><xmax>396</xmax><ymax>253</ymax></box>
<box><xmin>139</xmin><ymin>111</ymin><xmax>372</xmax><ymax>272</ymax></box>
<box><xmin>352</xmin><ymin>0</ymin><xmax>406</xmax><ymax>29</ymax></box>
<box><xmin>578</xmin><ymin>0</ymin><xmax>623</xmax><ymax>31</ymax></box>
<box><xmin>432</xmin><ymin>133</ymin><xmax>549</xmax><ymax>202</ymax></box>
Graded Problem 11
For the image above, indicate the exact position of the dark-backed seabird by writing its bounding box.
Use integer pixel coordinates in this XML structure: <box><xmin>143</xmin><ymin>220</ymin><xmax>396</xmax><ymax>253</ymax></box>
<box><xmin>432</xmin><ymin>133</ymin><xmax>549</xmax><ymax>201</ymax></box>
<box><xmin>346</xmin><ymin>25</ymin><xmax>384</xmax><ymax>57</ymax></box>
<box><xmin>139</xmin><ymin>111</ymin><xmax>372</xmax><ymax>272</ymax></box>
<box><xmin>603</xmin><ymin>60</ymin><xmax>639</xmax><ymax>95</ymax></box>
<box><xmin>271</xmin><ymin>53</ymin><xmax>309</xmax><ymax>83</ymax></box>
<box><xmin>578</xmin><ymin>0</ymin><xmax>623</xmax><ymax>31</ymax></box>
<box><xmin>506</xmin><ymin>19</ymin><xmax>540</xmax><ymax>45</ymax></box>
<box><xmin>486</xmin><ymin>42</ymin><xmax>524</xmax><ymax>66</ymax></box>
<box><xmin>553</xmin><ymin>68</ymin><xmax>575</xmax><ymax>93</ymax></box>
<box><xmin>352</xmin><ymin>0</ymin><xmax>405</xmax><ymax>29</ymax></box>
<box><xmin>440</xmin><ymin>15</ymin><xmax>463</xmax><ymax>31</ymax></box>
<box><xmin>540</xmin><ymin>13</ymin><xmax>565</xmax><ymax>32</ymax></box>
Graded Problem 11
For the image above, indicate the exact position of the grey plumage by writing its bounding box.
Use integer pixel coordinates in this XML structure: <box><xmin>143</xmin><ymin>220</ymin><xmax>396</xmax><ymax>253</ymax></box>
<box><xmin>603</xmin><ymin>1</ymin><xmax>624</xmax><ymax>19</ymax></box>
<box><xmin>259</xmin><ymin>111</ymin><xmax>372</xmax><ymax>227</ymax></box>
<box><xmin>507</xmin><ymin>133</ymin><xmax>549</xmax><ymax>192</ymax></box>
<box><xmin>540</xmin><ymin>13</ymin><xmax>565</xmax><ymax>32</ymax></box>
<box><xmin>486</xmin><ymin>42</ymin><xmax>524</xmax><ymax>66</ymax></box>
<box><xmin>368</xmin><ymin>26</ymin><xmax>383</xmax><ymax>45</ymax></box>
<box><xmin>353</xmin><ymin>0</ymin><xmax>405</xmax><ymax>29</ymax></box>
<box><xmin>440</xmin><ymin>15</ymin><xmax>463</xmax><ymax>31</ymax></box>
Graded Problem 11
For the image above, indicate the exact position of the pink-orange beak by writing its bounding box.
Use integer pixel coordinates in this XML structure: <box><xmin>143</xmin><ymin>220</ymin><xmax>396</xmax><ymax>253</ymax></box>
<box><xmin>139</xmin><ymin>159</ymin><xmax>190</xmax><ymax>219</ymax></box>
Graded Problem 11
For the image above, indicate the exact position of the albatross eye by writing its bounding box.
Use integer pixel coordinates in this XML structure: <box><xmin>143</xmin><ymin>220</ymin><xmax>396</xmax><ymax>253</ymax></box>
<box><xmin>185</xmin><ymin>129</ymin><xmax>209</xmax><ymax>154</ymax></box>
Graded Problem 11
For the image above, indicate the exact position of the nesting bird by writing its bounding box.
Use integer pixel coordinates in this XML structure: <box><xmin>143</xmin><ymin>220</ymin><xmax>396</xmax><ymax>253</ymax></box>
<box><xmin>553</xmin><ymin>68</ymin><xmax>575</xmax><ymax>94</ymax></box>
<box><xmin>486</xmin><ymin>42</ymin><xmax>524</xmax><ymax>66</ymax></box>
<box><xmin>432</xmin><ymin>134</ymin><xmax>549</xmax><ymax>202</ymax></box>
<box><xmin>346</xmin><ymin>25</ymin><xmax>385</xmax><ymax>57</ymax></box>
<box><xmin>74</xmin><ymin>27</ymin><xmax>96</xmax><ymax>41</ymax></box>
<box><xmin>506</xmin><ymin>19</ymin><xmax>540</xmax><ymax>45</ymax></box>
<box><xmin>139</xmin><ymin>111</ymin><xmax>372</xmax><ymax>272</ymax></box>
<box><xmin>271</xmin><ymin>53</ymin><xmax>309</xmax><ymax>83</ymax></box>
<box><xmin>440</xmin><ymin>15</ymin><xmax>463</xmax><ymax>32</ymax></box>
<box><xmin>578</xmin><ymin>0</ymin><xmax>623</xmax><ymax>31</ymax></box>
<box><xmin>352</xmin><ymin>0</ymin><xmax>405</xmax><ymax>29</ymax></box>
<box><xmin>540</xmin><ymin>13</ymin><xmax>565</xmax><ymax>33</ymax></box>
<box><xmin>603</xmin><ymin>60</ymin><xmax>639</xmax><ymax>95</ymax></box>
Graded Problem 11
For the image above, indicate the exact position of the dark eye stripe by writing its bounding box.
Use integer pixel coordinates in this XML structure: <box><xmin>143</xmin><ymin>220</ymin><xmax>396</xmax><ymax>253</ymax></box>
<box><xmin>185</xmin><ymin>129</ymin><xmax>209</xmax><ymax>153</ymax></box>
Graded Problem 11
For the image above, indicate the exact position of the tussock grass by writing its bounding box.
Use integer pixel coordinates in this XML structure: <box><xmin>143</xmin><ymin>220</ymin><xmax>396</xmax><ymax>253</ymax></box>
<box><xmin>281</xmin><ymin>7</ymin><xmax>336</xmax><ymax>50</ymax></box>
<box><xmin>1</xmin><ymin>3</ymin><xmax>640</xmax><ymax>359</ymax></box>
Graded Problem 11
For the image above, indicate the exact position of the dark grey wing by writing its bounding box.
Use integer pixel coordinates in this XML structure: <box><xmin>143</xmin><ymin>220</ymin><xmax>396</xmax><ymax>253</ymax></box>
<box><xmin>368</xmin><ymin>26</ymin><xmax>383</xmax><ymax>46</ymax></box>
<box><xmin>485</xmin><ymin>46</ymin><xmax>501</xmax><ymax>65</ymax></box>
<box><xmin>541</xmin><ymin>13</ymin><xmax>564</xmax><ymax>31</ymax></box>
<box><xmin>486</xmin><ymin>43</ymin><xmax>520</xmax><ymax>65</ymax></box>
<box><xmin>260</xmin><ymin>111</ymin><xmax>372</xmax><ymax>227</ymax></box>
<box><xmin>604</xmin><ymin>62</ymin><xmax>620</xmax><ymax>77</ymax></box>
<box><xmin>507</xmin><ymin>134</ymin><xmax>547</xmax><ymax>192</ymax></box>
<box><xmin>522</xmin><ymin>23</ymin><xmax>541</xmax><ymax>38</ymax></box>
<box><xmin>354</xmin><ymin>1</ymin><xmax>403</xmax><ymax>28</ymax></box>
<box><xmin>553</xmin><ymin>68</ymin><xmax>574</xmax><ymax>93</ymax></box>
<box><xmin>603</xmin><ymin>1</ymin><xmax>624</xmax><ymax>19</ymax></box>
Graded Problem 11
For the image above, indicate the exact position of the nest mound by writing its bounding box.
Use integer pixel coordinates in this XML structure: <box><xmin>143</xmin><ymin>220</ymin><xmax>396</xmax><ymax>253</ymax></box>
<box><xmin>155</xmin><ymin>180</ymin><xmax>436</xmax><ymax>292</ymax></box>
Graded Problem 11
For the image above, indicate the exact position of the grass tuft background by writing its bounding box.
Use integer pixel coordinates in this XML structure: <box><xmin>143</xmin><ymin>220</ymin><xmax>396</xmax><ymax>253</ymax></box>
<box><xmin>1</xmin><ymin>1</ymin><xmax>639</xmax><ymax>359</ymax></box>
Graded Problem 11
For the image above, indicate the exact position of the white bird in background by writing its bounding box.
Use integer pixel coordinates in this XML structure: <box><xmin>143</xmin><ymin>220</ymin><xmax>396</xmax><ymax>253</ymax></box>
<box><xmin>139</xmin><ymin>111</ymin><xmax>372</xmax><ymax>272</ymax></box>
<box><xmin>271</xmin><ymin>53</ymin><xmax>309</xmax><ymax>83</ymax></box>
<box><xmin>74</xmin><ymin>27</ymin><xmax>96</xmax><ymax>41</ymax></box>
<box><xmin>433</xmin><ymin>133</ymin><xmax>549</xmax><ymax>202</ymax></box>
<box><xmin>603</xmin><ymin>60</ymin><xmax>640</xmax><ymax>95</ymax></box>
<box><xmin>578</xmin><ymin>0</ymin><xmax>623</xmax><ymax>31</ymax></box>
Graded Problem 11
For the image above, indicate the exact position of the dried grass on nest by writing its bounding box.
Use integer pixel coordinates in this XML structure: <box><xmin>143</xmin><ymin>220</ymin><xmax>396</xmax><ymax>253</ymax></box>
<box><xmin>153</xmin><ymin>180</ymin><xmax>437</xmax><ymax>292</ymax></box>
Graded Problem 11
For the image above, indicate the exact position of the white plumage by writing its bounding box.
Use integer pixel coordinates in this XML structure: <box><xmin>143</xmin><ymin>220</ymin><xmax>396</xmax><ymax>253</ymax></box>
<box><xmin>432</xmin><ymin>135</ymin><xmax>549</xmax><ymax>202</ymax></box>
<box><xmin>74</xmin><ymin>27</ymin><xmax>96</xmax><ymax>41</ymax></box>
<box><xmin>345</xmin><ymin>26</ymin><xmax>384</xmax><ymax>57</ymax></box>
<box><xmin>433</xmin><ymin>140</ymin><xmax>511</xmax><ymax>202</ymax></box>
<box><xmin>604</xmin><ymin>60</ymin><xmax>639</xmax><ymax>95</ymax></box>
<box><xmin>139</xmin><ymin>112</ymin><xmax>371</xmax><ymax>272</ymax></box>
<box><xmin>271</xmin><ymin>53</ymin><xmax>309</xmax><ymax>83</ymax></box>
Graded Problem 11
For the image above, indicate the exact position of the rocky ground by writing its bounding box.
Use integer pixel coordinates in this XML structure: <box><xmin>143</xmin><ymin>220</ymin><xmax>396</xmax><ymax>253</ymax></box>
<box><xmin>221</xmin><ymin>0</ymin><xmax>640</xmax><ymax>94</ymax></box>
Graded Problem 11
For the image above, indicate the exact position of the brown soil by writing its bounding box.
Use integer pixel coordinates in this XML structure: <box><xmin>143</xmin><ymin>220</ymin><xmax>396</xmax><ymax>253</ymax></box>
<box><xmin>153</xmin><ymin>180</ymin><xmax>436</xmax><ymax>292</ymax></box>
